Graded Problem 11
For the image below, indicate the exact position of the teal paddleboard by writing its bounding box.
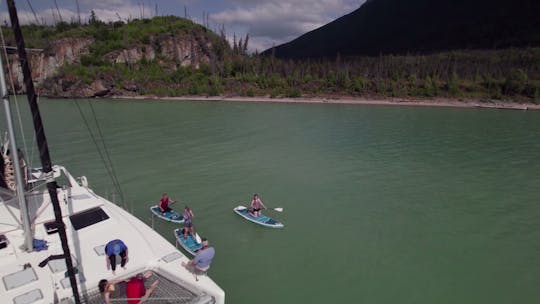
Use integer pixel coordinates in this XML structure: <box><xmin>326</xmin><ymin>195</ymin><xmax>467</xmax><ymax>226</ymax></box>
<box><xmin>233</xmin><ymin>205</ymin><xmax>284</xmax><ymax>228</ymax></box>
<box><xmin>150</xmin><ymin>205</ymin><xmax>184</xmax><ymax>224</ymax></box>
<box><xmin>174</xmin><ymin>228</ymin><xmax>202</xmax><ymax>256</ymax></box>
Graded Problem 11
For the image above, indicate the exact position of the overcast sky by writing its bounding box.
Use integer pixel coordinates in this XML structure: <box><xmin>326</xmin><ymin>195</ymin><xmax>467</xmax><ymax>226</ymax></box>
<box><xmin>1</xmin><ymin>0</ymin><xmax>365</xmax><ymax>52</ymax></box>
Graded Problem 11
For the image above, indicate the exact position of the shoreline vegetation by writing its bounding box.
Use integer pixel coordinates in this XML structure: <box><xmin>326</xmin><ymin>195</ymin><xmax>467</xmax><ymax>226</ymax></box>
<box><xmin>3</xmin><ymin>16</ymin><xmax>540</xmax><ymax>105</ymax></box>
<box><xmin>110</xmin><ymin>95</ymin><xmax>540</xmax><ymax>111</ymax></box>
<box><xmin>99</xmin><ymin>46</ymin><xmax>540</xmax><ymax>104</ymax></box>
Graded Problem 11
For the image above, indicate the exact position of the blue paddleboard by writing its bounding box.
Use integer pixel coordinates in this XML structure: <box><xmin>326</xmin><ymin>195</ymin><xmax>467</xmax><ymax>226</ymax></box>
<box><xmin>233</xmin><ymin>205</ymin><xmax>284</xmax><ymax>228</ymax></box>
<box><xmin>150</xmin><ymin>205</ymin><xmax>184</xmax><ymax>224</ymax></box>
<box><xmin>174</xmin><ymin>228</ymin><xmax>202</xmax><ymax>256</ymax></box>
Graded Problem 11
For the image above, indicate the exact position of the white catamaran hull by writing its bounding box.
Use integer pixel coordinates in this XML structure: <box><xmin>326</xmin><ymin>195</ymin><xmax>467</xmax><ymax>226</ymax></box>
<box><xmin>0</xmin><ymin>166</ymin><xmax>225</xmax><ymax>303</ymax></box>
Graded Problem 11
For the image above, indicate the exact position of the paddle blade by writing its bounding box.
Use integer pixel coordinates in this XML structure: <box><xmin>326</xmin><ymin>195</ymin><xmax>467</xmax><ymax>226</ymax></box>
<box><xmin>195</xmin><ymin>233</ymin><xmax>202</xmax><ymax>244</ymax></box>
<box><xmin>273</xmin><ymin>207</ymin><xmax>283</xmax><ymax>212</ymax></box>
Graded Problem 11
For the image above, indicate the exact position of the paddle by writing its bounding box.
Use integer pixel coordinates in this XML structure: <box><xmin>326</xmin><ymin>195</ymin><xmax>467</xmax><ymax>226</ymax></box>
<box><xmin>238</xmin><ymin>206</ymin><xmax>283</xmax><ymax>212</ymax></box>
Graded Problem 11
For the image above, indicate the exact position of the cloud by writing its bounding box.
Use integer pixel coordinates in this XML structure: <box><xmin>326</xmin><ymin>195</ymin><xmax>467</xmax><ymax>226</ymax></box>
<box><xmin>211</xmin><ymin>0</ymin><xmax>362</xmax><ymax>51</ymax></box>
<box><xmin>80</xmin><ymin>1</ymin><xmax>157</xmax><ymax>22</ymax></box>
<box><xmin>87</xmin><ymin>6</ymin><xmax>155</xmax><ymax>23</ymax></box>
<box><xmin>80</xmin><ymin>0</ymin><xmax>127</xmax><ymax>9</ymax></box>
<box><xmin>1</xmin><ymin>8</ymin><xmax>79</xmax><ymax>25</ymax></box>
<box><xmin>1</xmin><ymin>0</ymin><xmax>365</xmax><ymax>53</ymax></box>
<box><xmin>212</xmin><ymin>3</ymin><xmax>323</xmax><ymax>39</ymax></box>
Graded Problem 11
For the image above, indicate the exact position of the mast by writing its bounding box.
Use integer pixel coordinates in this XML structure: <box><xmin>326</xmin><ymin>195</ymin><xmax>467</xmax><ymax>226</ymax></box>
<box><xmin>0</xmin><ymin>43</ymin><xmax>32</xmax><ymax>252</ymax></box>
<box><xmin>6</xmin><ymin>1</ymin><xmax>81</xmax><ymax>303</ymax></box>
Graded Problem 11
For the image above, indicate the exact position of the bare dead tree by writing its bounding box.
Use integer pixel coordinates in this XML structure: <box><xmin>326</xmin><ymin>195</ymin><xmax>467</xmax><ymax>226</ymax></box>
<box><xmin>233</xmin><ymin>32</ymin><xmax>237</xmax><ymax>54</ymax></box>
<box><xmin>75</xmin><ymin>0</ymin><xmax>81</xmax><ymax>24</ymax></box>
<box><xmin>238</xmin><ymin>37</ymin><xmax>243</xmax><ymax>54</ymax></box>
<box><xmin>220</xmin><ymin>23</ymin><xmax>226</xmax><ymax>40</ymax></box>
<box><xmin>25</xmin><ymin>0</ymin><xmax>40</xmax><ymax>24</ymax></box>
<box><xmin>242</xmin><ymin>33</ymin><xmax>249</xmax><ymax>54</ymax></box>
<box><xmin>202</xmin><ymin>11</ymin><xmax>210</xmax><ymax>28</ymax></box>
<box><xmin>50</xmin><ymin>6</ymin><xmax>58</xmax><ymax>24</ymax></box>
<box><xmin>53</xmin><ymin>0</ymin><xmax>63</xmax><ymax>23</ymax></box>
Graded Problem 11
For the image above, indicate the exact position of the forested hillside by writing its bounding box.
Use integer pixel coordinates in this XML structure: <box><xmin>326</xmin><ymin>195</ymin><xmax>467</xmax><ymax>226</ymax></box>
<box><xmin>1</xmin><ymin>13</ymin><xmax>539</xmax><ymax>103</ymax></box>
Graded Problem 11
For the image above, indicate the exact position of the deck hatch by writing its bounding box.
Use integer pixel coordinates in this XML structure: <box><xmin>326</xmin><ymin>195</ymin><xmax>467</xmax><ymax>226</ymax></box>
<box><xmin>3</xmin><ymin>267</ymin><xmax>37</xmax><ymax>290</ymax></box>
<box><xmin>43</xmin><ymin>221</ymin><xmax>58</xmax><ymax>235</ymax></box>
<box><xmin>0</xmin><ymin>234</ymin><xmax>7</xmax><ymax>249</ymax></box>
<box><xmin>93</xmin><ymin>245</ymin><xmax>106</xmax><ymax>256</ymax></box>
<box><xmin>48</xmin><ymin>255</ymin><xmax>78</xmax><ymax>273</ymax></box>
<box><xmin>60</xmin><ymin>273</ymin><xmax>85</xmax><ymax>289</ymax></box>
<box><xmin>70</xmin><ymin>194</ymin><xmax>91</xmax><ymax>200</ymax></box>
<box><xmin>13</xmin><ymin>289</ymin><xmax>43</xmax><ymax>304</ymax></box>
<box><xmin>162</xmin><ymin>252</ymin><xmax>182</xmax><ymax>263</ymax></box>
<box><xmin>69</xmin><ymin>207</ymin><xmax>109</xmax><ymax>230</ymax></box>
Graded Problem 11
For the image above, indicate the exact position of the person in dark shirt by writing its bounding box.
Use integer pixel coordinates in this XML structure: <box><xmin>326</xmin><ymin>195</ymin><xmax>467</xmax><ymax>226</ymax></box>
<box><xmin>159</xmin><ymin>193</ymin><xmax>176</xmax><ymax>214</ymax></box>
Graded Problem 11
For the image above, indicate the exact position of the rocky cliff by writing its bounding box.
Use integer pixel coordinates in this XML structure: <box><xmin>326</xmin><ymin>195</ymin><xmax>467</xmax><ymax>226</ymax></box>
<box><xmin>4</xmin><ymin>21</ymin><xmax>222</xmax><ymax>98</ymax></box>
<box><xmin>6</xmin><ymin>37</ymin><xmax>92</xmax><ymax>94</ymax></box>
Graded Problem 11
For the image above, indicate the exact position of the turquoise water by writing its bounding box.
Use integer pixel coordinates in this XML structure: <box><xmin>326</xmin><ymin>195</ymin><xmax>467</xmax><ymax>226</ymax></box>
<box><xmin>7</xmin><ymin>98</ymin><xmax>540</xmax><ymax>303</ymax></box>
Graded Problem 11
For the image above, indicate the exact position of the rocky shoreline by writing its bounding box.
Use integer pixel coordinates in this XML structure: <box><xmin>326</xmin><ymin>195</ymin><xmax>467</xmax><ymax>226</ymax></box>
<box><xmin>109</xmin><ymin>95</ymin><xmax>540</xmax><ymax>111</ymax></box>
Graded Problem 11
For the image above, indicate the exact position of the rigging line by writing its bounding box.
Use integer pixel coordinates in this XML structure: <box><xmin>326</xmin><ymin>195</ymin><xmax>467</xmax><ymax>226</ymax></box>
<box><xmin>74</xmin><ymin>100</ymin><xmax>125</xmax><ymax>205</ymax></box>
<box><xmin>27</xmin><ymin>51</ymin><xmax>46</xmax><ymax>170</ymax></box>
<box><xmin>0</xmin><ymin>24</ymin><xmax>33</xmax><ymax>168</ymax></box>
<box><xmin>73</xmin><ymin>100</ymin><xmax>122</xmax><ymax>203</ymax></box>
<box><xmin>87</xmin><ymin>101</ymin><xmax>126</xmax><ymax>204</ymax></box>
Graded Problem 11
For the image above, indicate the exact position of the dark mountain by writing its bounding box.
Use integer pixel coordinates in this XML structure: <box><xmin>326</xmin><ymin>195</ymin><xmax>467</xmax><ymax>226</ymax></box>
<box><xmin>264</xmin><ymin>0</ymin><xmax>540</xmax><ymax>59</ymax></box>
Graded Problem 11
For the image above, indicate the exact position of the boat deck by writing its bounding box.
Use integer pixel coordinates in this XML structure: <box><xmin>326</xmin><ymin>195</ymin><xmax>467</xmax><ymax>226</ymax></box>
<box><xmin>0</xmin><ymin>166</ymin><xmax>224</xmax><ymax>304</ymax></box>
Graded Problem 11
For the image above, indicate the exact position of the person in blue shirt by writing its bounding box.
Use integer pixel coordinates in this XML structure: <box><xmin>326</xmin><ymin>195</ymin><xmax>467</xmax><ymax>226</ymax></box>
<box><xmin>105</xmin><ymin>239</ymin><xmax>128</xmax><ymax>275</ymax></box>
<box><xmin>183</xmin><ymin>238</ymin><xmax>215</xmax><ymax>275</ymax></box>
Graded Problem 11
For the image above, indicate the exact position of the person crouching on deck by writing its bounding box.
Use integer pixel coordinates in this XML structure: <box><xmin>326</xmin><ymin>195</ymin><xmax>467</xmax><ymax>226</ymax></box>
<box><xmin>105</xmin><ymin>239</ymin><xmax>128</xmax><ymax>275</ymax></box>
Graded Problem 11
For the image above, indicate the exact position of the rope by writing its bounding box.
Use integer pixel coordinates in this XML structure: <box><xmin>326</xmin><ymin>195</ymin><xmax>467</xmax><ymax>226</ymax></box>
<box><xmin>1</xmin><ymin>22</ymin><xmax>125</xmax><ymax>212</ymax></box>
<box><xmin>0</xmin><ymin>22</ymin><xmax>34</xmax><ymax>170</ymax></box>
<box><xmin>88</xmin><ymin>101</ymin><xmax>125</xmax><ymax>204</ymax></box>
<box><xmin>74</xmin><ymin>100</ymin><xmax>125</xmax><ymax>206</ymax></box>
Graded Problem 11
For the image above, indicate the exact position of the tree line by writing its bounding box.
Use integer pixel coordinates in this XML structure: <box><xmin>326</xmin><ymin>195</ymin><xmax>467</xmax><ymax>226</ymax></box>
<box><xmin>2</xmin><ymin>16</ymin><xmax>539</xmax><ymax>102</ymax></box>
